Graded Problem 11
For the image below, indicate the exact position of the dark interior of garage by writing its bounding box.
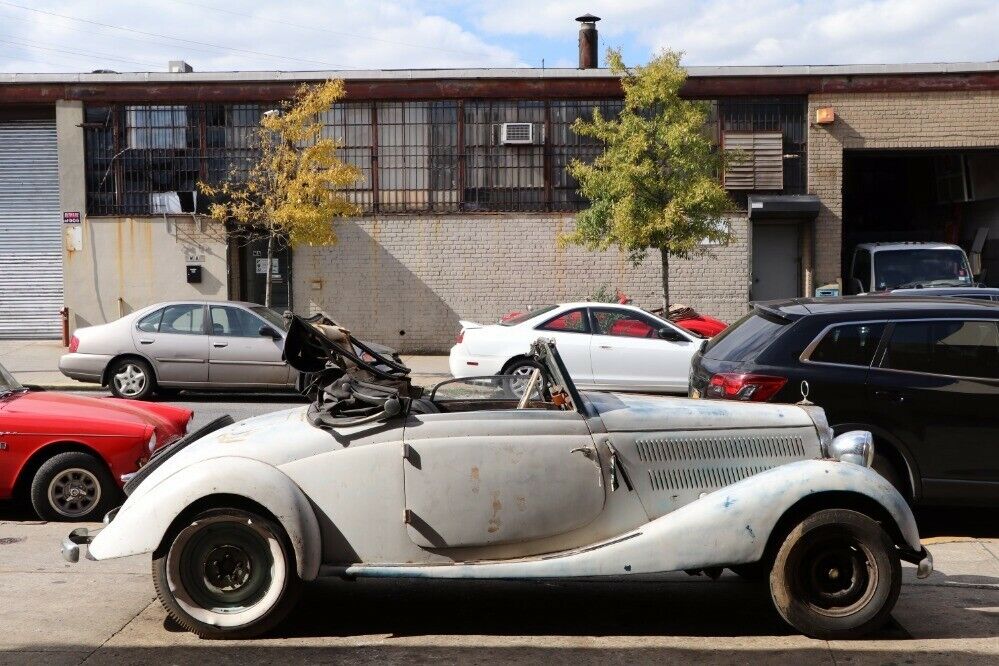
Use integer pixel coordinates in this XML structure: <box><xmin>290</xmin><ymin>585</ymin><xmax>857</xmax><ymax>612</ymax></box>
<box><xmin>842</xmin><ymin>150</ymin><xmax>999</xmax><ymax>286</ymax></box>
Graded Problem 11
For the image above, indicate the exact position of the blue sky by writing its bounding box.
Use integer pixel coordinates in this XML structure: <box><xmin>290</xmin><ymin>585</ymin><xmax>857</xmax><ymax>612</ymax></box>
<box><xmin>0</xmin><ymin>1</ymin><xmax>996</xmax><ymax>73</ymax></box>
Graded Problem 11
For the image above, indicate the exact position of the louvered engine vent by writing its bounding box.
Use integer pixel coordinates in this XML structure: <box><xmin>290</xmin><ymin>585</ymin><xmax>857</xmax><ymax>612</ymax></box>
<box><xmin>636</xmin><ymin>434</ymin><xmax>806</xmax><ymax>492</ymax></box>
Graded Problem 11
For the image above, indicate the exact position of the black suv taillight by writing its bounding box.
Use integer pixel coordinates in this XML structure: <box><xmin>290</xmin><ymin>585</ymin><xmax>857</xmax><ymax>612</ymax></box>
<box><xmin>705</xmin><ymin>373</ymin><xmax>787</xmax><ymax>402</ymax></box>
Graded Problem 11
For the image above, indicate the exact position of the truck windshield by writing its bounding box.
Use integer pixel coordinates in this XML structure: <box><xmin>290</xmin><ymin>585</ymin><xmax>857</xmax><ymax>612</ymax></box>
<box><xmin>874</xmin><ymin>249</ymin><xmax>972</xmax><ymax>290</ymax></box>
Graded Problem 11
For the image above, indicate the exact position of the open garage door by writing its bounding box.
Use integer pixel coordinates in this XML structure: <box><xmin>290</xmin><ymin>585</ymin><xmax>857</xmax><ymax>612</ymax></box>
<box><xmin>842</xmin><ymin>150</ymin><xmax>999</xmax><ymax>286</ymax></box>
<box><xmin>0</xmin><ymin>119</ymin><xmax>63</xmax><ymax>338</ymax></box>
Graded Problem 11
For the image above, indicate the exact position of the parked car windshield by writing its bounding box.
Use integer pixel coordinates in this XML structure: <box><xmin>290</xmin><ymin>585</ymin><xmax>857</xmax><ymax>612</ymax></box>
<box><xmin>499</xmin><ymin>305</ymin><xmax>558</xmax><ymax>326</ymax></box>
<box><xmin>874</xmin><ymin>249</ymin><xmax>972</xmax><ymax>290</ymax></box>
<box><xmin>702</xmin><ymin>311</ymin><xmax>788</xmax><ymax>361</ymax></box>
<box><xmin>250</xmin><ymin>306</ymin><xmax>290</xmax><ymax>332</ymax></box>
<box><xmin>0</xmin><ymin>362</ymin><xmax>24</xmax><ymax>395</ymax></box>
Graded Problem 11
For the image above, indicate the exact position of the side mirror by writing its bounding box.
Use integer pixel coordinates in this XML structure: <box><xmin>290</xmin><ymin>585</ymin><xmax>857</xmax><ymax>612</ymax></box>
<box><xmin>259</xmin><ymin>325</ymin><xmax>280</xmax><ymax>339</ymax></box>
<box><xmin>844</xmin><ymin>278</ymin><xmax>864</xmax><ymax>296</ymax></box>
<box><xmin>657</xmin><ymin>327</ymin><xmax>686</xmax><ymax>342</ymax></box>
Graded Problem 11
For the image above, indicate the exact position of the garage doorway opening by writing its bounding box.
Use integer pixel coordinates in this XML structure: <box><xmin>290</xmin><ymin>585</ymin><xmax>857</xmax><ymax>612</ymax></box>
<box><xmin>842</xmin><ymin>149</ymin><xmax>999</xmax><ymax>286</ymax></box>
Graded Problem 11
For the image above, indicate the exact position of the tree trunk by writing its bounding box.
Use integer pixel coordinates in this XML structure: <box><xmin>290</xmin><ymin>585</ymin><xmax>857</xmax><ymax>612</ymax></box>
<box><xmin>660</xmin><ymin>247</ymin><xmax>670</xmax><ymax>313</ymax></box>
<box><xmin>264</xmin><ymin>232</ymin><xmax>274</xmax><ymax>308</ymax></box>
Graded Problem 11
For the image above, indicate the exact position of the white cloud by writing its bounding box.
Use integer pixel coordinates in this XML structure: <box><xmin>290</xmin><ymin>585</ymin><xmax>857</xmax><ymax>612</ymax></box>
<box><xmin>0</xmin><ymin>0</ymin><xmax>523</xmax><ymax>73</ymax></box>
<box><xmin>467</xmin><ymin>0</ymin><xmax>999</xmax><ymax>65</ymax></box>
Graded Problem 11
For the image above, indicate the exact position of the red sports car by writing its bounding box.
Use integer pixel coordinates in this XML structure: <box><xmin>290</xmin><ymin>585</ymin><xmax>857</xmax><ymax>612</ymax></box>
<box><xmin>0</xmin><ymin>363</ymin><xmax>191</xmax><ymax>521</ymax></box>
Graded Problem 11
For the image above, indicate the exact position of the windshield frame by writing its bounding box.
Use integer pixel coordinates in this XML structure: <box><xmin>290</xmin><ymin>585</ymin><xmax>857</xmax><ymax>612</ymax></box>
<box><xmin>0</xmin><ymin>362</ymin><xmax>25</xmax><ymax>395</ymax></box>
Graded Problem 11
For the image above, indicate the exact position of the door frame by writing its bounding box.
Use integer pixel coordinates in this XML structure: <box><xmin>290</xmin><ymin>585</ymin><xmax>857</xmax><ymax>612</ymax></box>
<box><xmin>750</xmin><ymin>219</ymin><xmax>806</xmax><ymax>301</ymax></box>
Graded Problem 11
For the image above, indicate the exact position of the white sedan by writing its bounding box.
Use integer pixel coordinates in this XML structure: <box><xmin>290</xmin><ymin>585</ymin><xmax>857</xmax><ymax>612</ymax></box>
<box><xmin>449</xmin><ymin>302</ymin><xmax>703</xmax><ymax>393</ymax></box>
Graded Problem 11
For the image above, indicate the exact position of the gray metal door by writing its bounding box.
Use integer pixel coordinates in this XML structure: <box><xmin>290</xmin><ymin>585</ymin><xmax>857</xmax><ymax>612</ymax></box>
<box><xmin>752</xmin><ymin>223</ymin><xmax>800</xmax><ymax>301</ymax></box>
<box><xmin>0</xmin><ymin>120</ymin><xmax>63</xmax><ymax>338</ymax></box>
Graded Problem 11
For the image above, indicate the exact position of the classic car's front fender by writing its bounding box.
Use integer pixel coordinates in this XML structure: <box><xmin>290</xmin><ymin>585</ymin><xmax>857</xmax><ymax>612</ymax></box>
<box><xmin>88</xmin><ymin>456</ymin><xmax>322</xmax><ymax>580</ymax></box>
<box><xmin>339</xmin><ymin>459</ymin><xmax>922</xmax><ymax>579</ymax></box>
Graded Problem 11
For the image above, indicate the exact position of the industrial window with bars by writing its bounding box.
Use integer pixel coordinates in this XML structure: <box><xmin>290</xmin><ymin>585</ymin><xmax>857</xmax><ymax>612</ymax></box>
<box><xmin>82</xmin><ymin>96</ymin><xmax>803</xmax><ymax>217</ymax></box>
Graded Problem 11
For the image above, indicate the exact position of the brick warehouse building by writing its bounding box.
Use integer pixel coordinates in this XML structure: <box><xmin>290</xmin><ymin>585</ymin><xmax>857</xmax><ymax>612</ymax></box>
<box><xmin>2</xmin><ymin>58</ymin><xmax>999</xmax><ymax>350</ymax></box>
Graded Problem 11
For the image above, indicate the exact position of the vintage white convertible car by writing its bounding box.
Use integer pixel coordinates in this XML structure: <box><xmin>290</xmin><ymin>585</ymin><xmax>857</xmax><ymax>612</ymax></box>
<box><xmin>63</xmin><ymin>317</ymin><xmax>932</xmax><ymax>640</ymax></box>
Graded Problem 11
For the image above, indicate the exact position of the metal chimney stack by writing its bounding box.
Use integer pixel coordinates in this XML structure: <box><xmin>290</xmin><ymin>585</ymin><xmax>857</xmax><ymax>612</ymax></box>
<box><xmin>576</xmin><ymin>14</ymin><xmax>600</xmax><ymax>69</ymax></box>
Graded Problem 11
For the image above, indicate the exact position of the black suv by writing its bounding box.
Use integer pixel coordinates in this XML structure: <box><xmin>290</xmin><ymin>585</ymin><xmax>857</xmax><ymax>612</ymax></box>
<box><xmin>689</xmin><ymin>297</ymin><xmax>999</xmax><ymax>506</ymax></box>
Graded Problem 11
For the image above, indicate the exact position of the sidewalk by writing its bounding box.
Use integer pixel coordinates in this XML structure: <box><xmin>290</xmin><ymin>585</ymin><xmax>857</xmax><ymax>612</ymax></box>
<box><xmin>0</xmin><ymin>339</ymin><xmax>452</xmax><ymax>390</ymax></box>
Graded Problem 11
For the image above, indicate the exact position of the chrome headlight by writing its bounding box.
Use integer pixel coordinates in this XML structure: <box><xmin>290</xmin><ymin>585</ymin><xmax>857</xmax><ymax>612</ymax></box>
<box><xmin>826</xmin><ymin>431</ymin><xmax>874</xmax><ymax>467</ymax></box>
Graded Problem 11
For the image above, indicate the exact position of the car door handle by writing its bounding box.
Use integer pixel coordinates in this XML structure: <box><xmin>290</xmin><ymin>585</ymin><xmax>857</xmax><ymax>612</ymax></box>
<box><xmin>138</xmin><ymin>338</ymin><xmax>154</xmax><ymax>344</ymax></box>
<box><xmin>213</xmin><ymin>342</ymin><xmax>228</xmax><ymax>348</ymax></box>
<box><xmin>874</xmin><ymin>389</ymin><xmax>904</xmax><ymax>403</ymax></box>
<box><xmin>598</xmin><ymin>345</ymin><xmax>613</xmax><ymax>350</ymax></box>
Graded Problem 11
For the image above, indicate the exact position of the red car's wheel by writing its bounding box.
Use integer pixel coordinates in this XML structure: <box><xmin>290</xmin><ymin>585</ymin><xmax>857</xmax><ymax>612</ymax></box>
<box><xmin>30</xmin><ymin>451</ymin><xmax>118</xmax><ymax>521</ymax></box>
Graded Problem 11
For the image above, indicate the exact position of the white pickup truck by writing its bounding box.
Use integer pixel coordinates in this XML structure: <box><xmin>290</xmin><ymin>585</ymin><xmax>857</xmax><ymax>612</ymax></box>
<box><xmin>845</xmin><ymin>242</ymin><xmax>975</xmax><ymax>295</ymax></box>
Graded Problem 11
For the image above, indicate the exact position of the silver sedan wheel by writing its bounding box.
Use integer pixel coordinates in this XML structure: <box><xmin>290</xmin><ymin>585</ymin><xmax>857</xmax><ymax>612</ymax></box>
<box><xmin>47</xmin><ymin>468</ymin><xmax>102</xmax><ymax>518</ymax></box>
<box><xmin>113</xmin><ymin>362</ymin><xmax>147</xmax><ymax>397</ymax></box>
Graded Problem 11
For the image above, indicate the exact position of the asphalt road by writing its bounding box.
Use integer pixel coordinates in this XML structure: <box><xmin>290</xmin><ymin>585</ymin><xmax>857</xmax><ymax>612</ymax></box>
<box><xmin>1</xmin><ymin>390</ymin><xmax>997</xmax><ymax>664</ymax></box>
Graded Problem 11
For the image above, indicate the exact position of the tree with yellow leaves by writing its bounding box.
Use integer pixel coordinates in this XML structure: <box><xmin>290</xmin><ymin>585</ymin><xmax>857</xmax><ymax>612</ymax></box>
<box><xmin>200</xmin><ymin>79</ymin><xmax>361</xmax><ymax>307</ymax></box>
<box><xmin>561</xmin><ymin>50</ymin><xmax>734</xmax><ymax>310</ymax></box>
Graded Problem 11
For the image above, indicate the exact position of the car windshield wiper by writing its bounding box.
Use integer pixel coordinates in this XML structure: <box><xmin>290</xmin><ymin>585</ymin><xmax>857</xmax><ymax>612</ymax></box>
<box><xmin>0</xmin><ymin>387</ymin><xmax>28</xmax><ymax>399</ymax></box>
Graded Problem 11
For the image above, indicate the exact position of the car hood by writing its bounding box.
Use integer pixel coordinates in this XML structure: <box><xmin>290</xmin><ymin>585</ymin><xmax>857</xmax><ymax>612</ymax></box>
<box><xmin>0</xmin><ymin>391</ymin><xmax>191</xmax><ymax>444</ymax></box>
<box><xmin>582</xmin><ymin>391</ymin><xmax>816</xmax><ymax>432</ymax></box>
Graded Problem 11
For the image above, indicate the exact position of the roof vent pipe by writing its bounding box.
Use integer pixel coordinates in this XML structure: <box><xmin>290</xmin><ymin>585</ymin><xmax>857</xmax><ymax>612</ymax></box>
<box><xmin>576</xmin><ymin>14</ymin><xmax>600</xmax><ymax>69</ymax></box>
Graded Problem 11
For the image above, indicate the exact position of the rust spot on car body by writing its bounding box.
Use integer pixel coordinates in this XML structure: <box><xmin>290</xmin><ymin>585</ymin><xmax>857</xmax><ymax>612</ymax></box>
<box><xmin>470</xmin><ymin>466</ymin><xmax>480</xmax><ymax>494</ymax></box>
<box><xmin>487</xmin><ymin>491</ymin><xmax>502</xmax><ymax>533</ymax></box>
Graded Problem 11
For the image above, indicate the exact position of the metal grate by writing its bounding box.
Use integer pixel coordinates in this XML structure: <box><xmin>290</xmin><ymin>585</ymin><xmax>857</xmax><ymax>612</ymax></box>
<box><xmin>636</xmin><ymin>433</ymin><xmax>806</xmax><ymax>493</ymax></box>
<box><xmin>649</xmin><ymin>465</ymin><xmax>775</xmax><ymax>491</ymax></box>
<box><xmin>82</xmin><ymin>96</ymin><xmax>803</xmax><ymax>216</ymax></box>
<box><xmin>635</xmin><ymin>434</ymin><xmax>806</xmax><ymax>463</ymax></box>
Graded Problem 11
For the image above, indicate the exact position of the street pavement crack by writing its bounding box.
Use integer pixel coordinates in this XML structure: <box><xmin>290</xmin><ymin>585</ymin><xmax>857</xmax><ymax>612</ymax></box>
<box><xmin>78</xmin><ymin>597</ymin><xmax>156</xmax><ymax>665</ymax></box>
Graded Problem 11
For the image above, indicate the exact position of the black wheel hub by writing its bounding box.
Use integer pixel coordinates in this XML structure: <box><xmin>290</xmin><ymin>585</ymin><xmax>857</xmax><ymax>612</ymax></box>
<box><xmin>795</xmin><ymin>535</ymin><xmax>877</xmax><ymax>617</ymax></box>
<box><xmin>178</xmin><ymin>522</ymin><xmax>273</xmax><ymax>611</ymax></box>
<box><xmin>204</xmin><ymin>545</ymin><xmax>253</xmax><ymax>592</ymax></box>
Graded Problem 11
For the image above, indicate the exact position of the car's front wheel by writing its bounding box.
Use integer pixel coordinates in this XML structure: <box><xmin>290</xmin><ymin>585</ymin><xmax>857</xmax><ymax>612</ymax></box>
<box><xmin>29</xmin><ymin>451</ymin><xmax>119</xmax><ymax>521</ymax></box>
<box><xmin>769</xmin><ymin>509</ymin><xmax>901</xmax><ymax>639</ymax></box>
<box><xmin>153</xmin><ymin>509</ymin><xmax>301</xmax><ymax>639</ymax></box>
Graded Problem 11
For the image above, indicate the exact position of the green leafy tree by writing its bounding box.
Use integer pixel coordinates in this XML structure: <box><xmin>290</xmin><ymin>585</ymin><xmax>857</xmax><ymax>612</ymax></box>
<box><xmin>200</xmin><ymin>79</ymin><xmax>361</xmax><ymax>307</ymax></box>
<box><xmin>562</xmin><ymin>49</ymin><xmax>735</xmax><ymax>309</ymax></box>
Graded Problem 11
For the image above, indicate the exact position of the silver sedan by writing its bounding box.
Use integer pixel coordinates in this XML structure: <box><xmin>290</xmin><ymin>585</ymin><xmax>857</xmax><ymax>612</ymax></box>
<box><xmin>60</xmin><ymin>301</ymin><xmax>296</xmax><ymax>399</ymax></box>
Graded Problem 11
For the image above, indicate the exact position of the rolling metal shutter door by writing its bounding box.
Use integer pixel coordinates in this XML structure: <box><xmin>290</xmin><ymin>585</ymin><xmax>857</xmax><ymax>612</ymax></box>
<box><xmin>0</xmin><ymin>119</ymin><xmax>63</xmax><ymax>339</ymax></box>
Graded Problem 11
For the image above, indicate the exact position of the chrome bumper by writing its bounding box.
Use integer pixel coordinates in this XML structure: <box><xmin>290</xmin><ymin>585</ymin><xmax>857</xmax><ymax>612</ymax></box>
<box><xmin>61</xmin><ymin>527</ymin><xmax>96</xmax><ymax>563</ymax></box>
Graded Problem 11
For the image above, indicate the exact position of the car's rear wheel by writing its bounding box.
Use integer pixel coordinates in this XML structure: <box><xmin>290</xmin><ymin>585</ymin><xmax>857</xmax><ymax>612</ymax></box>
<box><xmin>30</xmin><ymin>451</ymin><xmax>118</xmax><ymax>521</ymax></box>
<box><xmin>153</xmin><ymin>509</ymin><xmax>301</xmax><ymax>639</ymax></box>
<box><xmin>769</xmin><ymin>509</ymin><xmax>900</xmax><ymax>639</ymax></box>
<box><xmin>502</xmin><ymin>359</ymin><xmax>547</xmax><ymax>399</ymax></box>
<box><xmin>108</xmin><ymin>357</ymin><xmax>156</xmax><ymax>400</ymax></box>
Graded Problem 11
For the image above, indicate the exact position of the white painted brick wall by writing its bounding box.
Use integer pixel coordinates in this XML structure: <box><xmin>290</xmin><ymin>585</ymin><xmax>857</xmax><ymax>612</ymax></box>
<box><xmin>293</xmin><ymin>214</ymin><xmax>749</xmax><ymax>352</ymax></box>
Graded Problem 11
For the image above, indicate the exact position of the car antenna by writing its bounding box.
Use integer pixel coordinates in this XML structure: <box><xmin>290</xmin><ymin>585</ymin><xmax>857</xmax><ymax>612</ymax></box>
<box><xmin>796</xmin><ymin>380</ymin><xmax>814</xmax><ymax>406</ymax></box>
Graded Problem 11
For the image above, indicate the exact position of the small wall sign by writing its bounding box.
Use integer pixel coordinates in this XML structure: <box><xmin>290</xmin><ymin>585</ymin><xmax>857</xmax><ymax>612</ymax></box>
<box><xmin>63</xmin><ymin>211</ymin><xmax>81</xmax><ymax>223</ymax></box>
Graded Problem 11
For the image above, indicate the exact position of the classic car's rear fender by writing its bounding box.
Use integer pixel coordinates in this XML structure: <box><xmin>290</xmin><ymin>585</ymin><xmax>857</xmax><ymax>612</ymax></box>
<box><xmin>335</xmin><ymin>459</ymin><xmax>922</xmax><ymax>579</ymax></box>
<box><xmin>88</xmin><ymin>456</ymin><xmax>322</xmax><ymax>580</ymax></box>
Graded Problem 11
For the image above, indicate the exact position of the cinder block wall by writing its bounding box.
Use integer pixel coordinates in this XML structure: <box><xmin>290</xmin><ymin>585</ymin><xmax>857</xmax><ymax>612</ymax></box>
<box><xmin>808</xmin><ymin>91</ymin><xmax>999</xmax><ymax>286</ymax></box>
<box><xmin>294</xmin><ymin>214</ymin><xmax>749</xmax><ymax>352</ymax></box>
<box><xmin>667</xmin><ymin>216</ymin><xmax>750</xmax><ymax>325</ymax></box>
